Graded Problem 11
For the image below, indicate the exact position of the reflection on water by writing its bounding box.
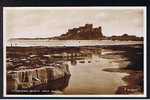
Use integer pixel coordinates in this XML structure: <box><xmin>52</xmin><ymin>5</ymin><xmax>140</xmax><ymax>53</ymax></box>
<box><xmin>48</xmin><ymin>48</ymin><xmax>128</xmax><ymax>94</ymax></box>
<box><xmin>63</xmin><ymin>55</ymin><xmax>128</xmax><ymax>94</ymax></box>
<box><xmin>47</xmin><ymin>75</ymin><xmax>70</xmax><ymax>91</ymax></box>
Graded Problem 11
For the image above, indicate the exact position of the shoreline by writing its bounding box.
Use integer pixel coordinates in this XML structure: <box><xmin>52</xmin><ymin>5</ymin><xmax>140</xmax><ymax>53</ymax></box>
<box><xmin>6</xmin><ymin>40</ymin><xmax>143</xmax><ymax>47</ymax></box>
<box><xmin>101</xmin><ymin>44</ymin><xmax>143</xmax><ymax>94</ymax></box>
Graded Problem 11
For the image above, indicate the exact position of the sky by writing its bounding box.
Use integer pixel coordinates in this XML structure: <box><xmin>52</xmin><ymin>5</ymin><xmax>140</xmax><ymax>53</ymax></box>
<box><xmin>4</xmin><ymin>7</ymin><xmax>145</xmax><ymax>40</ymax></box>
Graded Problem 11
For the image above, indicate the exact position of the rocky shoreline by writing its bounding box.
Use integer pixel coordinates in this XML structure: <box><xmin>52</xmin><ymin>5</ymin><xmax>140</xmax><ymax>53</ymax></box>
<box><xmin>6</xmin><ymin>44</ymin><xmax>144</xmax><ymax>95</ymax></box>
<box><xmin>101</xmin><ymin>44</ymin><xmax>143</xmax><ymax>94</ymax></box>
<box><xmin>7</xmin><ymin>62</ymin><xmax>71</xmax><ymax>94</ymax></box>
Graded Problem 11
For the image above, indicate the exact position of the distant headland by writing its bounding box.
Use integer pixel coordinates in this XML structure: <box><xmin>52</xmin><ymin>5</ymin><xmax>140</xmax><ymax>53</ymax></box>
<box><xmin>11</xmin><ymin>24</ymin><xmax>143</xmax><ymax>41</ymax></box>
<box><xmin>52</xmin><ymin>24</ymin><xmax>103</xmax><ymax>40</ymax></box>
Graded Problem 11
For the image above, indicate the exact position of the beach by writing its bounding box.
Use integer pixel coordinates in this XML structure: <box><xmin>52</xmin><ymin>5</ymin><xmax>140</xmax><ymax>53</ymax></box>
<box><xmin>6</xmin><ymin>40</ymin><xmax>144</xmax><ymax>95</ymax></box>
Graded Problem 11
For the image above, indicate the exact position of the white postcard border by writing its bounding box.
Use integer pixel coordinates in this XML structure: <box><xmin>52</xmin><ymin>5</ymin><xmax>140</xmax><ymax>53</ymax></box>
<box><xmin>3</xmin><ymin>6</ymin><xmax>147</xmax><ymax>98</ymax></box>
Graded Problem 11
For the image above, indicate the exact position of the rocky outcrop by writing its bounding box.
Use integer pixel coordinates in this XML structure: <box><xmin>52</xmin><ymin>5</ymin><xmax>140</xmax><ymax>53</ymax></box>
<box><xmin>9</xmin><ymin>24</ymin><xmax>143</xmax><ymax>41</ymax></box>
<box><xmin>53</xmin><ymin>24</ymin><xmax>104</xmax><ymax>40</ymax></box>
<box><xmin>7</xmin><ymin>64</ymin><xmax>70</xmax><ymax>93</ymax></box>
<box><xmin>106</xmin><ymin>34</ymin><xmax>143</xmax><ymax>41</ymax></box>
<box><xmin>51</xmin><ymin>24</ymin><xmax>143</xmax><ymax>41</ymax></box>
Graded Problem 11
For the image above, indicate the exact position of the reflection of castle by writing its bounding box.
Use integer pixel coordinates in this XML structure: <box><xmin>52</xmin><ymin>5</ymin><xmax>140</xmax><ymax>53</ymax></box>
<box><xmin>59</xmin><ymin>24</ymin><xmax>104</xmax><ymax>40</ymax></box>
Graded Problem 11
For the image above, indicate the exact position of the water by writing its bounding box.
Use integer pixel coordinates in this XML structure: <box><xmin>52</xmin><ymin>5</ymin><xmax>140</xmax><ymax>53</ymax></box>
<box><xmin>60</xmin><ymin>54</ymin><xmax>128</xmax><ymax>94</ymax></box>
<box><xmin>7</xmin><ymin>39</ymin><xmax>143</xmax><ymax>47</ymax></box>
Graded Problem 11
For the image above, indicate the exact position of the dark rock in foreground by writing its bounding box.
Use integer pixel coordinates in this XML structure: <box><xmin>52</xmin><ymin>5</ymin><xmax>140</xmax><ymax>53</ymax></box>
<box><xmin>7</xmin><ymin>63</ymin><xmax>71</xmax><ymax>94</ymax></box>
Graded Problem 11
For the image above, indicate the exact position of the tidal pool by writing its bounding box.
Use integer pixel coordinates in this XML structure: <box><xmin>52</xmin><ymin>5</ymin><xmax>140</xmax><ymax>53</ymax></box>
<box><xmin>62</xmin><ymin>54</ymin><xmax>129</xmax><ymax>94</ymax></box>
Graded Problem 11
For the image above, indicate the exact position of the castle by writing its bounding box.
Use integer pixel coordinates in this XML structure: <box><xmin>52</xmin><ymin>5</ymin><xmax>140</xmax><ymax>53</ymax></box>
<box><xmin>58</xmin><ymin>24</ymin><xmax>104</xmax><ymax>40</ymax></box>
<box><xmin>52</xmin><ymin>24</ymin><xmax>143</xmax><ymax>41</ymax></box>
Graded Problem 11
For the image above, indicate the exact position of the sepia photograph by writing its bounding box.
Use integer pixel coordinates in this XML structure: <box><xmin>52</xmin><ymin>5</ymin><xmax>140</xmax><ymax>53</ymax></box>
<box><xmin>3</xmin><ymin>7</ymin><xmax>146</xmax><ymax>97</ymax></box>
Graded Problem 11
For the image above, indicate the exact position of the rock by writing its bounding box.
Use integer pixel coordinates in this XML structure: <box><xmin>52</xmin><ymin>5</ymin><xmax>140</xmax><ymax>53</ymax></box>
<box><xmin>7</xmin><ymin>63</ymin><xmax>71</xmax><ymax>93</ymax></box>
<box><xmin>7</xmin><ymin>75</ymin><xmax>18</xmax><ymax>92</ymax></box>
<box><xmin>79</xmin><ymin>60</ymin><xmax>85</xmax><ymax>63</ymax></box>
<box><xmin>53</xmin><ymin>24</ymin><xmax>104</xmax><ymax>40</ymax></box>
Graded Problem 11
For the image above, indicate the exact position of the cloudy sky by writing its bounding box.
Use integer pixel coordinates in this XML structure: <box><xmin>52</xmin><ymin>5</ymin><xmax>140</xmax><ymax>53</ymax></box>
<box><xmin>4</xmin><ymin>7</ymin><xmax>145</xmax><ymax>40</ymax></box>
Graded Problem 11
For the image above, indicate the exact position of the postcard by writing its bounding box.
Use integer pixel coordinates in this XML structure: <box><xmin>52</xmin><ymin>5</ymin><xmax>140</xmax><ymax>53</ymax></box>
<box><xmin>3</xmin><ymin>7</ymin><xmax>147</xmax><ymax>98</ymax></box>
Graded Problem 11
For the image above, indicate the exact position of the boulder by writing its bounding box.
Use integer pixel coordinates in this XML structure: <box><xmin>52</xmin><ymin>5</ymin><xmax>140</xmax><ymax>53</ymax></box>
<box><xmin>7</xmin><ymin>63</ymin><xmax>71</xmax><ymax>93</ymax></box>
